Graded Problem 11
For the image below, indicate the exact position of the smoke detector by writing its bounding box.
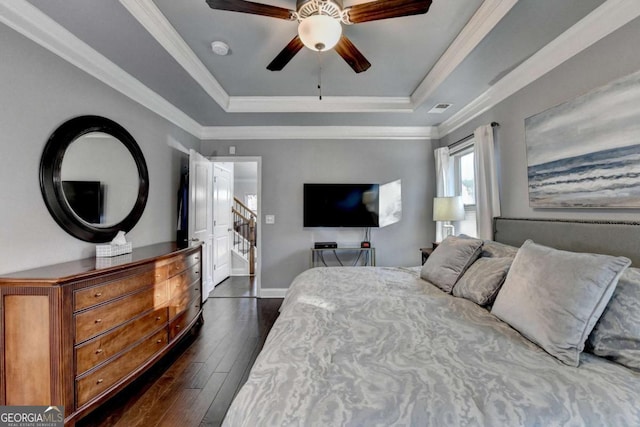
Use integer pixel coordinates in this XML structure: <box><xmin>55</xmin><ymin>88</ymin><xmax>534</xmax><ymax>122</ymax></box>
<box><xmin>211</xmin><ymin>41</ymin><xmax>230</xmax><ymax>56</ymax></box>
<box><xmin>428</xmin><ymin>103</ymin><xmax>452</xmax><ymax>114</ymax></box>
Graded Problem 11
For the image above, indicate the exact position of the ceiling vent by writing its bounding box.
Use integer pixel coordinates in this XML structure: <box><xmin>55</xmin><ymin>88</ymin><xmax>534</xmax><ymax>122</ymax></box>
<box><xmin>428</xmin><ymin>103</ymin><xmax>452</xmax><ymax>114</ymax></box>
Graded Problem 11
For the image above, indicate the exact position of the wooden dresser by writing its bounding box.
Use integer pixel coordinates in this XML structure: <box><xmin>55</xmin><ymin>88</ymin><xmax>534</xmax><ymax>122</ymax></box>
<box><xmin>0</xmin><ymin>242</ymin><xmax>203</xmax><ymax>426</ymax></box>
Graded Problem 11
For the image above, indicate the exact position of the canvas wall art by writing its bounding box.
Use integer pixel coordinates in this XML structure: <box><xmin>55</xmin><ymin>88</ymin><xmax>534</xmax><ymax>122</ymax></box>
<box><xmin>525</xmin><ymin>69</ymin><xmax>640</xmax><ymax>208</ymax></box>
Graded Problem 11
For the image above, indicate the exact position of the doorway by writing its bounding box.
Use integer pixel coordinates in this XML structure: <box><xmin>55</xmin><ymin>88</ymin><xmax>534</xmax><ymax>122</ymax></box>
<box><xmin>208</xmin><ymin>157</ymin><xmax>261</xmax><ymax>299</ymax></box>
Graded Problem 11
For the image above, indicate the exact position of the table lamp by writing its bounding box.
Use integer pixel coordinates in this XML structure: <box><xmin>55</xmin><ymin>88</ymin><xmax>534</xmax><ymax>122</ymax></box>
<box><xmin>433</xmin><ymin>196</ymin><xmax>465</xmax><ymax>238</ymax></box>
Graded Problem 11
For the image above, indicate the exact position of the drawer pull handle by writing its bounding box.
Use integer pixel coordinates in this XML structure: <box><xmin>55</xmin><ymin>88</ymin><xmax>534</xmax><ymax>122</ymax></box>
<box><xmin>176</xmin><ymin>325</ymin><xmax>181</xmax><ymax>330</ymax></box>
<box><xmin>95</xmin><ymin>292</ymin><xmax>103</xmax><ymax>298</ymax></box>
<box><xmin>195</xmin><ymin>271</ymin><xmax>199</xmax><ymax>274</ymax></box>
<box><xmin>195</xmin><ymin>256</ymin><xmax>199</xmax><ymax>260</ymax></box>
<box><xmin>156</xmin><ymin>339</ymin><xmax>163</xmax><ymax>344</ymax></box>
<box><xmin>195</xmin><ymin>288</ymin><xmax>199</xmax><ymax>291</ymax></box>
<box><xmin>95</xmin><ymin>349</ymin><xmax>103</xmax><ymax>354</ymax></box>
<box><xmin>95</xmin><ymin>319</ymin><xmax>102</xmax><ymax>324</ymax></box>
<box><xmin>156</xmin><ymin>316</ymin><xmax>162</xmax><ymax>321</ymax></box>
<box><xmin>96</xmin><ymin>379</ymin><xmax>104</xmax><ymax>384</ymax></box>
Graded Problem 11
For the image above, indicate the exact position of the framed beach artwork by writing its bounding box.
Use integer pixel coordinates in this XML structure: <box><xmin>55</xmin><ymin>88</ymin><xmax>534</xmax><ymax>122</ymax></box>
<box><xmin>525</xmin><ymin>69</ymin><xmax>640</xmax><ymax>208</ymax></box>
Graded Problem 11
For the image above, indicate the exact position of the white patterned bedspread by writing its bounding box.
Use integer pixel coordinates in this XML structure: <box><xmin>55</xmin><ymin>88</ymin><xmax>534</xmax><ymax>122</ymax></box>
<box><xmin>223</xmin><ymin>267</ymin><xmax>640</xmax><ymax>426</ymax></box>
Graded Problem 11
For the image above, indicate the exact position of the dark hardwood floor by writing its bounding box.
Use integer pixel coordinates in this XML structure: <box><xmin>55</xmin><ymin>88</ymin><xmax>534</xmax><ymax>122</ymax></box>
<box><xmin>209</xmin><ymin>276</ymin><xmax>257</xmax><ymax>298</ymax></box>
<box><xmin>77</xmin><ymin>296</ymin><xmax>282</xmax><ymax>427</ymax></box>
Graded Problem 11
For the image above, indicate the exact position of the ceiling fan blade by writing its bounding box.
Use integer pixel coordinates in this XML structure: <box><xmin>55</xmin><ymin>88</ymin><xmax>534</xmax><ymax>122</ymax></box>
<box><xmin>206</xmin><ymin>0</ymin><xmax>293</xmax><ymax>20</ymax></box>
<box><xmin>346</xmin><ymin>0</ymin><xmax>432</xmax><ymax>24</ymax></box>
<box><xmin>334</xmin><ymin>36</ymin><xmax>371</xmax><ymax>73</ymax></box>
<box><xmin>267</xmin><ymin>36</ymin><xmax>305</xmax><ymax>71</ymax></box>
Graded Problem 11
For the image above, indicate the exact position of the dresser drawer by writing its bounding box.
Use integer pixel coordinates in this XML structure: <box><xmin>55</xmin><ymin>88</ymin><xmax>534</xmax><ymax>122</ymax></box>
<box><xmin>75</xmin><ymin>284</ymin><xmax>168</xmax><ymax>344</ymax></box>
<box><xmin>75</xmin><ymin>307</ymin><xmax>168</xmax><ymax>375</ymax></box>
<box><xmin>76</xmin><ymin>328</ymin><xmax>168</xmax><ymax>407</ymax></box>
<box><xmin>166</xmin><ymin>251</ymin><xmax>200</xmax><ymax>278</ymax></box>
<box><xmin>74</xmin><ymin>269</ymin><xmax>160</xmax><ymax>312</ymax></box>
<box><xmin>169</xmin><ymin>297</ymin><xmax>201</xmax><ymax>340</ymax></box>
<box><xmin>168</xmin><ymin>282</ymin><xmax>200</xmax><ymax>320</ymax></box>
<box><xmin>169</xmin><ymin>265</ymin><xmax>201</xmax><ymax>300</ymax></box>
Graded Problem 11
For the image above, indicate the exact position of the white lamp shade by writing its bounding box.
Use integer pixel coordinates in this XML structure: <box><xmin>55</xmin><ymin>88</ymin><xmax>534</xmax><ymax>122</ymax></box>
<box><xmin>298</xmin><ymin>15</ymin><xmax>342</xmax><ymax>52</ymax></box>
<box><xmin>433</xmin><ymin>196</ymin><xmax>465</xmax><ymax>221</ymax></box>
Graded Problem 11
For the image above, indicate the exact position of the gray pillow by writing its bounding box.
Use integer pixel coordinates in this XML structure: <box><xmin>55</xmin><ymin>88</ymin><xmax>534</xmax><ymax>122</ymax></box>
<box><xmin>481</xmin><ymin>240</ymin><xmax>519</xmax><ymax>258</ymax></box>
<box><xmin>491</xmin><ymin>240</ymin><xmax>631</xmax><ymax>367</ymax></box>
<box><xmin>586</xmin><ymin>267</ymin><xmax>640</xmax><ymax>370</ymax></box>
<box><xmin>420</xmin><ymin>235</ymin><xmax>483</xmax><ymax>293</ymax></box>
<box><xmin>458</xmin><ymin>235</ymin><xmax>519</xmax><ymax>258</ymax></box>
<box><xmin>453</xmin><ymin>257</ymin><xmax>512</xmax><ymax>306</ymax></box>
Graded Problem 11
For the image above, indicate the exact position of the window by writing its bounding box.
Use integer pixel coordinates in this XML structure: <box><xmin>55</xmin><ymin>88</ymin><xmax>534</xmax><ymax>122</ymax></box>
<box><xmin>451</xmin><ymin>144</ymin><xmax>478</xmax><ymax>237</ymax></box>
<box><xmin>245</xmin><ymin>194</ymin><xmax>258</xmax><ymax>212</ymax></box>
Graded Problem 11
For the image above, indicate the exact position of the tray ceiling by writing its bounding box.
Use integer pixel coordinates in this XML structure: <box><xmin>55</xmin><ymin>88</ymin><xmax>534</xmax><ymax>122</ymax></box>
<box><xmin>5</xmin><ymin>0</ymin><xmax>634</xmax><ymax>138</ymax></box>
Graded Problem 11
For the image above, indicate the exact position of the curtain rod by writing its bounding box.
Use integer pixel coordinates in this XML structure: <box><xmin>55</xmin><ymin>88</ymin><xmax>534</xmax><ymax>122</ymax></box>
<box><xmin>447</xmin><ymin>122</ymin><xmax>500</xmax><ymax>148</ymax></box>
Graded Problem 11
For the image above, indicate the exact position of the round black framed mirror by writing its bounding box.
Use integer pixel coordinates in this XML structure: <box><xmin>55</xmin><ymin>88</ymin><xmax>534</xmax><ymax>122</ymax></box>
<box><xmin>40</xmin><ymin>115</ymin><xmax>149</xmax><ymax>243</ymax></box>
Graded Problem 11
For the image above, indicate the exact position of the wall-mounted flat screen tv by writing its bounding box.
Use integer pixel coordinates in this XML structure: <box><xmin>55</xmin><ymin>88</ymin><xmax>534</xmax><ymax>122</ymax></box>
<box><xmin>62</xmin><ymin>180</ymin><xmax>104</xmax><ymax>224</ymax></box>
<box><xmin>304</xmin><ymin>183</ymin><xmax>379</xmax><ymax>227</ymax></box>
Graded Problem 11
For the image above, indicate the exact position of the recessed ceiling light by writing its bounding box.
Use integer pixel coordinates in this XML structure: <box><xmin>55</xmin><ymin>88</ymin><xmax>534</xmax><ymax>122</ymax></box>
<box><xmin>211</xmin><ymin>41</ymin><xmax>230</xmax><ymax>56</ymax></box>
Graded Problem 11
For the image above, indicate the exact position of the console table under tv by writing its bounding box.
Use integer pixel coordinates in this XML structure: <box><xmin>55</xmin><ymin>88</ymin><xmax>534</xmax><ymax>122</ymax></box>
<box><xmin>310</xmin><ymin>247</ymin><xmax>376</xmax><ymax>268</ymax></box>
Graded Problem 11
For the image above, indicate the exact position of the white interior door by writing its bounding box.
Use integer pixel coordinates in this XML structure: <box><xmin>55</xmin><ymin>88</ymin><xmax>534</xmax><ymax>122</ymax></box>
<box><xmin>213</xmin><ymin>163</ymin><xmax>233</xmax><ymax>286</ymax></box>
<box><xmin>188</xmin><ymin>149</ymin><xmax>214</xmax><ymax>300</ymax></box>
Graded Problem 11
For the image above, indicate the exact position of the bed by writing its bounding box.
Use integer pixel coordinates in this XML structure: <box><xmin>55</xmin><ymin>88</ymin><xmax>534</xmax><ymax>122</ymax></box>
<box><xmin>223</xmin><ymin>218</ymin><xmax>640</xmax><ymax>426</ymax></box>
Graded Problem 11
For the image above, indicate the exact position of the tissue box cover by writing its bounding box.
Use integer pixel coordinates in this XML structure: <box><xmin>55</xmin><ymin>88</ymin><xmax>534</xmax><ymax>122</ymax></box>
<box><xmin>96</xmin><ymin>242</ymin><xmax>132</xmax><ymax>258</ymax></box>
<box><xmin>96</xmin><ymin>253</ymin><xmax>133</xmax><ymax>268</ymax></box>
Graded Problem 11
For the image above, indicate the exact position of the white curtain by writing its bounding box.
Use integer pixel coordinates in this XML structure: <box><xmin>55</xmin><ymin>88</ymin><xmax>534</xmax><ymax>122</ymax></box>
<box><xmin>473</xmin><ymin>125</ymin><xmax>501</xmax><ymax>240</ymax></box>
<box><xmin>434</xmin><ymin>147</ymin><xmax>453</xmax><ymax>242</ymax></box>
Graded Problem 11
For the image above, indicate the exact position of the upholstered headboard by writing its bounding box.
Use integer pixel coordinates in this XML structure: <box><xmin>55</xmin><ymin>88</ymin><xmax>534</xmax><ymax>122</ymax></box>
<box><xmin>493</xmin><ymin>217</ymin><xmax>640</xmax><ymax>266</ymax></box>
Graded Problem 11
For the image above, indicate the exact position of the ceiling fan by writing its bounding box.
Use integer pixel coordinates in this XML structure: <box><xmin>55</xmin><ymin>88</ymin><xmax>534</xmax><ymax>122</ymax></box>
<box><xmin>205</xmin><ymin>0</ymin><xmax>433</xmax><ymax>73</ymax></box>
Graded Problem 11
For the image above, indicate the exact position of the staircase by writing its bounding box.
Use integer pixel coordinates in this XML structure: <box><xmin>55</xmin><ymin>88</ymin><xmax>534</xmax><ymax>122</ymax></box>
<box><xmin>232</xmin><ymin>197</ymin><xmax>257</xmax><ymax>276</ymax></box>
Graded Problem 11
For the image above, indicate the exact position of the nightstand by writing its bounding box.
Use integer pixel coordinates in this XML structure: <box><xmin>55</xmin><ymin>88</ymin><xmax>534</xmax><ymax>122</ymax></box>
<box><xmin>420</xmin><ymin>247</ymin><xmax>434</xmax><ymax>264</ymax></box>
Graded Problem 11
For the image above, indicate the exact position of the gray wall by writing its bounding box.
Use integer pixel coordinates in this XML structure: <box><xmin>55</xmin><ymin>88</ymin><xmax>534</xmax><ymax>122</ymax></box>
<box><xmin>201</xmin><ymin>139</ymin><xmax>436</xmax><ymax>289</ymax></box>
<box><xmin>0</xmin><ymin>24</ymin><xmax>199</xmax><ymax>274</ymax></box>
<box><xmin>440</xmin><ymin>16</ymin><xmax>640</xmax><ymax>222</ymax></box>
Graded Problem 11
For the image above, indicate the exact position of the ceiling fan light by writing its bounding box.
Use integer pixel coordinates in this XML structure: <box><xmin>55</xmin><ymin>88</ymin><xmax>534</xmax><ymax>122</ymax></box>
<box><xmin>298</xmin><ymin>15</ymin><xmax>342</xmax><ymax>52</ymax></box>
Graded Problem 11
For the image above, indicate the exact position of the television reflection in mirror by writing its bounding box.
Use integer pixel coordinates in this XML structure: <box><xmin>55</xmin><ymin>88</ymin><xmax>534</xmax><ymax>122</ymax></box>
<box><xmin>62</xmin><ymin>180</ymin><xmax>104</xmax><ymax>224</ymax></box>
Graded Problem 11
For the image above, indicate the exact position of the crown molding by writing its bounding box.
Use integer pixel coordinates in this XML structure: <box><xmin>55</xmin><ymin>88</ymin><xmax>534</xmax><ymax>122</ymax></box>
<box><xmin>437</xmin><ymin>0</ymin><xmax>640</xmax><ymax>137</ymax></box>
<box><xmin>119</xmin><ymin>0</ymin><xmax>230</xmax><ymax>109</ymax></box>
<box><xmin>199</xmin><ymin>126</ymin><xmax>438</xmax><ymax>140</ymax></box>
<box><xmin>226</xmin><ymin>96</ymin><xmax>414</xmax><ymax>113</ymax></box>
<box><xmin>0</xmin><ymin>0</ymin><xmax>202</xmax><ymax>137</ymax></box>
<box><xmin>5</xmin><ymin>0</ymin><xmax>635</xmax><ymax>143</ymax></box>
<box><xmin>410</xmin><ymin>0</ymin><xmax>517</xmax><ymax>107</ymax></box>
<box><xmin>0</xmin><ymin>1</ymin><xmax>433</xmax><ymax>141</ymax></box>
<box><xmin>122</xmin><ymin>0</ymin><xmax>511</xmax><ymax>113</ymax></box>
<box><xmin>123</xmin><ymin>0</ymin><xmax>416</xmax><ymax>113</ymax></box>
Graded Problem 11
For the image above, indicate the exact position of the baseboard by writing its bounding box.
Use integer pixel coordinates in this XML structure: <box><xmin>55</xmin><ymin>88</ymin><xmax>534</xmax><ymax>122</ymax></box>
<box><xmin>258</xmin><ymin>288</ymin><xmax>288</xmax><ymax>298</ymax></box>
<box><xmin>203</xmin><ymin>278</ymin><xmax>214</xmax><ymax>297</ymax></box>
